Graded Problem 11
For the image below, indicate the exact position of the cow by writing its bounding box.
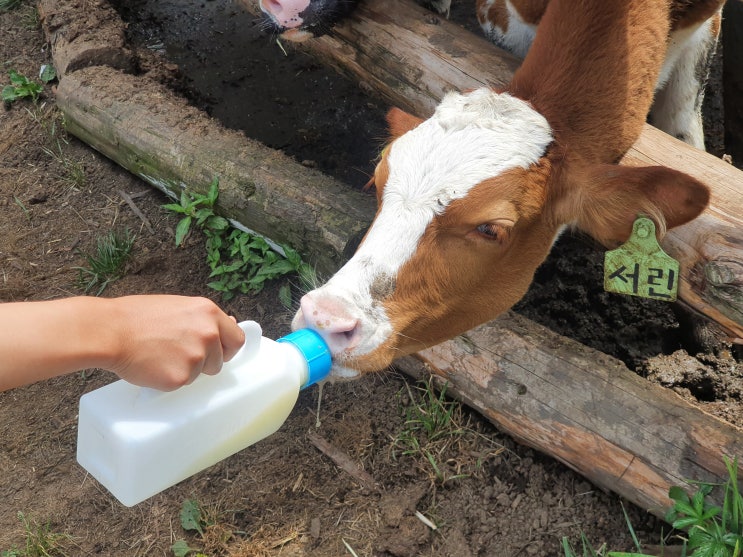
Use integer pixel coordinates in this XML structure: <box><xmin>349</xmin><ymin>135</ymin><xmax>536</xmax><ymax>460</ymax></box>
<box><xmin>257</xmin><ymin>0</ymin><xmax>361</xmax><ymax>41</ymax></box>
<box><xmin>258</xmin><ymin>0</ymin><xmax>448</xmax><ymax>41</ymax></box>
<box><xmin>287</xmin><ymin>0</ymin><xmax>720</xmax><ymax>378</ymax></box>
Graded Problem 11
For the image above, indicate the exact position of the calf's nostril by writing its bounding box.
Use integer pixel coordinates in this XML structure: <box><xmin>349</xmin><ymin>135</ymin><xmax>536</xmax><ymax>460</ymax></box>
<box><xmin>298</xmin><ymin>294</ymin><xmax>361</xmax><ymax>352</ymax></box>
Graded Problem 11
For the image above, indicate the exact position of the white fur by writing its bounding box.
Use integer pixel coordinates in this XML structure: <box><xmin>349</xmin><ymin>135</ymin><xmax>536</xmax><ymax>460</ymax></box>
<box><xmin>479</xmin><ymin>0</ymin><xmax>538</xmax><ymax>59</ymax></box>
<box><xmin>651</xmin><ymin>17</ymin><xmax>720</xmax><ymax>148</ymax></box>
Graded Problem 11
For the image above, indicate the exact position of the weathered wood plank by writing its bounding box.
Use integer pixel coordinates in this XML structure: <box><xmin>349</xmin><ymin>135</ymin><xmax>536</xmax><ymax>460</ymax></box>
<box><xmin>395</xmin><ymin>312</ymin><xmax>743</xmax><ymax>516</ymax></box>
<box><xmin>55</xmin><ymin>66</ymin><xmax>376</xmax><ymax>277</ymax></box>
<box><xmin>38</xmin><ymin>0</ymin><xmax>134</xmax><ymax>77</ymax></box>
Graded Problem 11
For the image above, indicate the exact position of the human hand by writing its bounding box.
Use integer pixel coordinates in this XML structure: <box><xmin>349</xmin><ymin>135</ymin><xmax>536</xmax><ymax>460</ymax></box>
<box><xmin>105</xmin><ymin>295</ymin><xmax>246</xmax><ymax>390</ymax></box>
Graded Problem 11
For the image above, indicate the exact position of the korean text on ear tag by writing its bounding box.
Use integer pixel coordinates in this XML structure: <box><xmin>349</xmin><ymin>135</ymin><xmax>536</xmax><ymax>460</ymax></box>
<box><xmin>603</xmin><ymin>217</ymin><xmax>680</xmax><ymax>302</ymax></box>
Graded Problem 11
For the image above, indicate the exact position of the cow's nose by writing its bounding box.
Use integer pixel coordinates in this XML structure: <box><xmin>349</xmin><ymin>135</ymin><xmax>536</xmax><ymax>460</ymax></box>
<box><xmin>297</xmin><ymin>294</ymin><xmax>361</xmax><ymax>354</ymax></box>
<box><xmin>259</xmin><ymin>0</ymin><xmax>310</xmax><ymax>28</ymax></box>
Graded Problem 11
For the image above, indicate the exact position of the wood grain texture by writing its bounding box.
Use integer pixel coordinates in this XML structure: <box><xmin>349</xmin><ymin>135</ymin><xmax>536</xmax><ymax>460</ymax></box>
<box><xmin>395</xmin><ymin>312</ymin><xmax>743</xmax><ymax>517</ymax></box>
<box><xmin>55</xmin><ymin>67</ymin><xmax>376</xmax><ymax>277</ymax></box>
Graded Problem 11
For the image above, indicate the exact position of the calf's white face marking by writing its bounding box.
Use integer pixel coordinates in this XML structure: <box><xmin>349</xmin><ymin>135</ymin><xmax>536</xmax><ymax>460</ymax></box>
<box><xmin>293</xmin><ymin>88</ymin><xmax>553</xmax><ymax>373</ymax></box>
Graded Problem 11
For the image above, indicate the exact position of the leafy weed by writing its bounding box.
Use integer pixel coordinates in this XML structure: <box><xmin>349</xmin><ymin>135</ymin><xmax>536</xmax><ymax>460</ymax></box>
<box><xmin>163</xmin><ymin>177</ymin><xmax>315</xmax><ymax>301</ymax></box>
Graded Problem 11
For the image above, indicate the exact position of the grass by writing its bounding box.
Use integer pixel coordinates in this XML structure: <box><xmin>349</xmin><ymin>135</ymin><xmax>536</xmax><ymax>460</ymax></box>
<box><xmin>75</xmin><ymin>229</ymin><xmax>135</xmax><ymax>295</ymax></box>
<box><xmin>42</xmin><ymin>138</ymin><xmax>86</xmax><ymax>189</ymax></box>
<box><xmin>392</xmin><ymin>376</ymin><xmax>488</xmax><ymax>486</ymax></box>
<box><xmin>665</xmin><ymin>456</ymin><xmax>742</xmax><ymax>556</ymax></box>
<box><xmin>171</xmin><ymin>498</ymin><xmax>303</xmax><ymax>557</ymax></box>
<box><xmin>562</xmin><ymin>456</ymin><xmax>742</xmax><ymax>557</ymax></box>
<box><xmin>162</xmin><ymin>177</ymin><xmax>315</xmax><ymax>302</ymax></box>
<box><xmin>0</xmin><ymin>0</ymin><xmax>24</xmax><ymax>12</ymax></box>
<box><xmin>1</xmin><ymin>512</ymin><xmax>73</xmax><ymax>557</ymax></box>
<box><xmin>25</xmin><ymin>104</ymin><xmax>87</xmax><ymax>189</ymax></box>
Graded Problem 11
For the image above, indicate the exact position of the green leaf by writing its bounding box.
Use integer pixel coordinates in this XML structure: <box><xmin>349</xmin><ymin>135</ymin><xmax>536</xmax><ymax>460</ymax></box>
<box><xmin>283</xmin><ymin>245</ymin><xmax>302</xmax><ymax>268</ymax></box>
<box><xmin>180</xmin><ymin>189</ymin><xmax>192</xmax><ymax>209</ymax></box>
<box><xmin>207</xmin><ymin>177</ymin><xmax>220</xmax><ymax>205</ymax></box>
<box><xmin>175</xmin><ymin>216</ymin><xmax>192</xmax><ymax>246</ymax></box>
<box><xmin>206</xmin><ymin>215</ymin><xmax>229</xmax><ymax>231</ymax></box>
<box><xmin>171</xmin><ymin>539</ymin><xmax>195</xmax><ymax>557</ymax></box>
<box><xmin>606</xmin><ymin>554</ymin><xmax>659</xmax><ymax>557</ymax></box>
<box><xmin>162</xmin><ymin>202</ymin><xmax>187</xmax><ymax>214</ymax></box>
<box><xmin>256</xmin><ymin>258</ymin><xmax>296</xmax><ymax>277</ymax></box>
<box><xmin>1</xmin><ymin>84</ymin><xmax>18</xmax><ymax>101</ymax></box>
<box><xmin>669</xmin><ymin>486</ymin><xmax>690</xmax><ymax>503</ymax></box>
<box><xmin>279</xmin><ymin>284</ymin><xmax>293</xmax><ymax>309</ymax></box>
<box><xmin>8</xmin><ymin>70</ymin><xmax>24</xmax><ymax>85</ymax></box>
<box><xmin>39</xmin><ymin>64</ymin><xmax>56</xmax><ymax>83</ymax></box>
<box><xmin>179</xmin><ymin>499</ymin><xmax>205</xmax><ymax>535</ymax></box>
<box><xmin>674</xmin><ymin>516</ymin><xmax>704</xmax><ymax>531</ymax></box>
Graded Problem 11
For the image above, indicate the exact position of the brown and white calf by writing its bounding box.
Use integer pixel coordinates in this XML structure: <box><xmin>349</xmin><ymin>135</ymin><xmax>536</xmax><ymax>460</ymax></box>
<box><xmin>292</xmin><ymin>0</ymin><xmax>719</xmax><ymax>377</ymax></box>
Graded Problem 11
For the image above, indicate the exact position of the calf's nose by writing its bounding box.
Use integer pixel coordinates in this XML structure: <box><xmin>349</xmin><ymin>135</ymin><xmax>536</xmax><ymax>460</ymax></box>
<box><xmin>260</xmin><ymin>0</ymin><xmax>310</xmax><ymax>28</ymax></box>
<box><xmin>298</xmin><ymin>294</ymin><xmax>360</xmax><ymax>354</ymax></box>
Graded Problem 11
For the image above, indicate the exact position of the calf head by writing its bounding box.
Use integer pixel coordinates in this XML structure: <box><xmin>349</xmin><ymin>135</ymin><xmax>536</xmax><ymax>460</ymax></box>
<box><xmin>293</xmin><ymin>88</ymin><xmax>709</xmax><ymax>376</ymax></box>
<box><xmin>259</xmin><ymin>0</ymin><xmax>360</xmax><ymax>41</ymax></box>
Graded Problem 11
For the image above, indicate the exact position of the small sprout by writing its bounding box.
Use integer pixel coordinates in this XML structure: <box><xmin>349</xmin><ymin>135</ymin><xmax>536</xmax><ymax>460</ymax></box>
<box><xmin>2</xmin><ymin>70</ymin><xmax>43</xmax><ymax>103</ymax></box>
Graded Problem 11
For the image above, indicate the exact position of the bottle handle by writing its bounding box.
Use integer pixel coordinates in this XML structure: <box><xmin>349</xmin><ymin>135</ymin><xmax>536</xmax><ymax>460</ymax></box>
<box><xmin>135</xmin><ymin>321</ymin><xmax>264</xmax><ymax>403</ymax></box>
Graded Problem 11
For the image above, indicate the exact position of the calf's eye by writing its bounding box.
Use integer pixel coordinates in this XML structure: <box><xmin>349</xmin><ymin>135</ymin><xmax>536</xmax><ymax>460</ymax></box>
<box><xmin>474</xmin><ymin>222</ymin><xmax>511</xmax><ymax>243</ymax></box>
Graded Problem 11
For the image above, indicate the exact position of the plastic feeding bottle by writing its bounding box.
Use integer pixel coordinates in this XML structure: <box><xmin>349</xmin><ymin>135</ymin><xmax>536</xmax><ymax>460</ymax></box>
<box><xmin>76</xmin><ymin>321</ymin><xmax>331</xmax><ymax>507</ymax></box>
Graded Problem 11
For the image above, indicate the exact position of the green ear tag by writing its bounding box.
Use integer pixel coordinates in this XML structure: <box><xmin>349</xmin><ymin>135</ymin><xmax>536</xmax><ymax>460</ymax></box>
<box><xmin>603</xmin><ymin>217</ymin><xmax>679</xmax><ymax>302</ymax></box>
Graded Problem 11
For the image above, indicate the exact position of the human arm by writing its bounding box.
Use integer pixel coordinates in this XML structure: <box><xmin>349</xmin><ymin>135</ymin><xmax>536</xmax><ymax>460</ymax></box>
<box><xmin>0</xmin><ymin>295</ymin><xmax>246</xmax><ymax>392</ymax></box>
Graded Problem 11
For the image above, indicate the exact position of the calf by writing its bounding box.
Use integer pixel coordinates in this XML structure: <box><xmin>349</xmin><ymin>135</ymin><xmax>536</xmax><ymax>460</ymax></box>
<box><xmin>257</xmin><ymin>0</ymin><xmax>361</xmax><ymax>41</ymax></box>
<box><xmin>292</xmin><ymin>0</ymin><xmax>718</xmax><ymax>377</ymax></box>
<box><xmin>259</xmin><ymin>0</ymin><xmax>448</xmax><ymax>41</ymax></box>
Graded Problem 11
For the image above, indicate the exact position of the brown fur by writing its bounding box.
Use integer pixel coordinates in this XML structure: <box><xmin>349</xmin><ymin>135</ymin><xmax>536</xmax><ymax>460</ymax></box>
<box><xmin>302</xmin><ymin>0</ymin><xmax>716</xmax><ymax>372</ymax></box>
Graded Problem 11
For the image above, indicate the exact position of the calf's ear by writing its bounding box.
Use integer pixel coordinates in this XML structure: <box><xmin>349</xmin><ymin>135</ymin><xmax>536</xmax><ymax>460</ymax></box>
<box><xmin>386</xmin><ymin>107</ymin><xmax>424</xmax><ymax>139</ymax></box>
<box><xmin>555</xmin><ymin>164</ymin><xmax>710</xmax><ymax>247</ymax></box>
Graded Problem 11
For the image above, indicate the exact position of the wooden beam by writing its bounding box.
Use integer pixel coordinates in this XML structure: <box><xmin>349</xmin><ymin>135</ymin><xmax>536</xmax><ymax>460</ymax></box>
<box><xmin>241</xmin><ymin>0</ymin><xmax>743</xmax><ymax>341</ymax></box>
<box><xmin>55</xmin><ymin>66</ymin><xmax>376</xmax><ymax>277</ymax></box>
<box><xmin>395</xmin><ymin>312</ymin><xmax>743</xmax><ymax>517</ymax></box>
<box><xmin>38</xmin><ymin>0</ymin><xmax>134</xmax><ymax>77</ymax></box>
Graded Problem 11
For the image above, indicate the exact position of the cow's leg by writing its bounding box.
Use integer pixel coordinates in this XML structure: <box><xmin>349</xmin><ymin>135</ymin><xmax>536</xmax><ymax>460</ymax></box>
<box><xmin>420</xmin><ymin>0</ymin><xmax>452</xmax><ymax>16</ymax></box>
<box><xmin>649</xmin><ymin>19</ymin><xmax>720</xmax><ymax>150</ymax></box>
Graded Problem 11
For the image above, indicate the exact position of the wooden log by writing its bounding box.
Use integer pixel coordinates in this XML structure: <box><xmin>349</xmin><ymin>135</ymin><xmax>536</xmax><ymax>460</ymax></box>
<box><xmin>241</xmin><ymin>0</ymin><xmax>743</xmax><ymax>342</ymax></box>
<box><xmin>395</xmin><ymin>312</ymin><xmax>743</xmax><ymax>517</ymax></box>
<box><xmin>54</xmin><ymin>66</ymin><xmax>376</xmax><ymax>277</ymax></box>
<box><xmin>38</xmin><ymin>0</ymin><xmax>134</xmax><ymax>77</ymax></box>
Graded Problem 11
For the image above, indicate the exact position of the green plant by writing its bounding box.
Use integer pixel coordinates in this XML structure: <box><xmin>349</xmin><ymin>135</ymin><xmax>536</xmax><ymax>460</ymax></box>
<box><xmin>2</xmin><ymin>70</ymin><xmax>42</xmax><ymax>103</ymax></box>
<box><xmin>561</xmin><ymin>502</ymin><xmax>655</xmax><ymax>557</ymax></box>
<box><xmin>171</xmin><ymin>499</ymin><xmax>207</xmax><ymax>556</ymax></box>
<box><xmin>0</xmin><ymin>0</ymin><xmax>24</xmax><ymax>11</ymax></box>
<box><xmin>42</xmin><ymin>138</ymin><xmax>86</xmax><ymax>188</ymax></box>
<box><xmin>24</xmin><ymin>105</ymin><xmax>85</xmax><ymax>188</ymax></box>
<box><xmin>1</xmin><ymin>511</ymin><xmax>72</xmax><ymax>557</ymax></box>
<box><xmin>170</xmin><ymin>499</ymin><xmax>212</xmax><ymax>557</ymax></box>
<box><xmin>163</xmin><ymin>177</ymin><xmax>315</xmax><ymax>301</ymax></box>
<box><xmin>561</xmin><ymin>457</ymin><xmax>742</xmax><ymax>557</ymax></box>
<box><xmin>666</xmin><ymin>456</ymin><xmax>742</xmax><ymax>557</ymax></box>
<box><xmin>75</xmin><ymin>229</ymin><xmax>135</xmax><ymax>295</ymax></box>
<box><xmin>2</xmin><ymin>66</ymin><xmax>52</xmax><ymax>104</ymax></box>
<box><xmin>392</xmin><ymin>377</ymin><xmax>470</xmax><ymax>485</ymax></box>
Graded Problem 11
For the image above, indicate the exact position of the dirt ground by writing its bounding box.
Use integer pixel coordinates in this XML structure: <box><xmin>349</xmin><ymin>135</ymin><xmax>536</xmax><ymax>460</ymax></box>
<box><xmin>1</xmin><ymin>1</ymin><xmax>741</xmax><ymax>556</ymax></box>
